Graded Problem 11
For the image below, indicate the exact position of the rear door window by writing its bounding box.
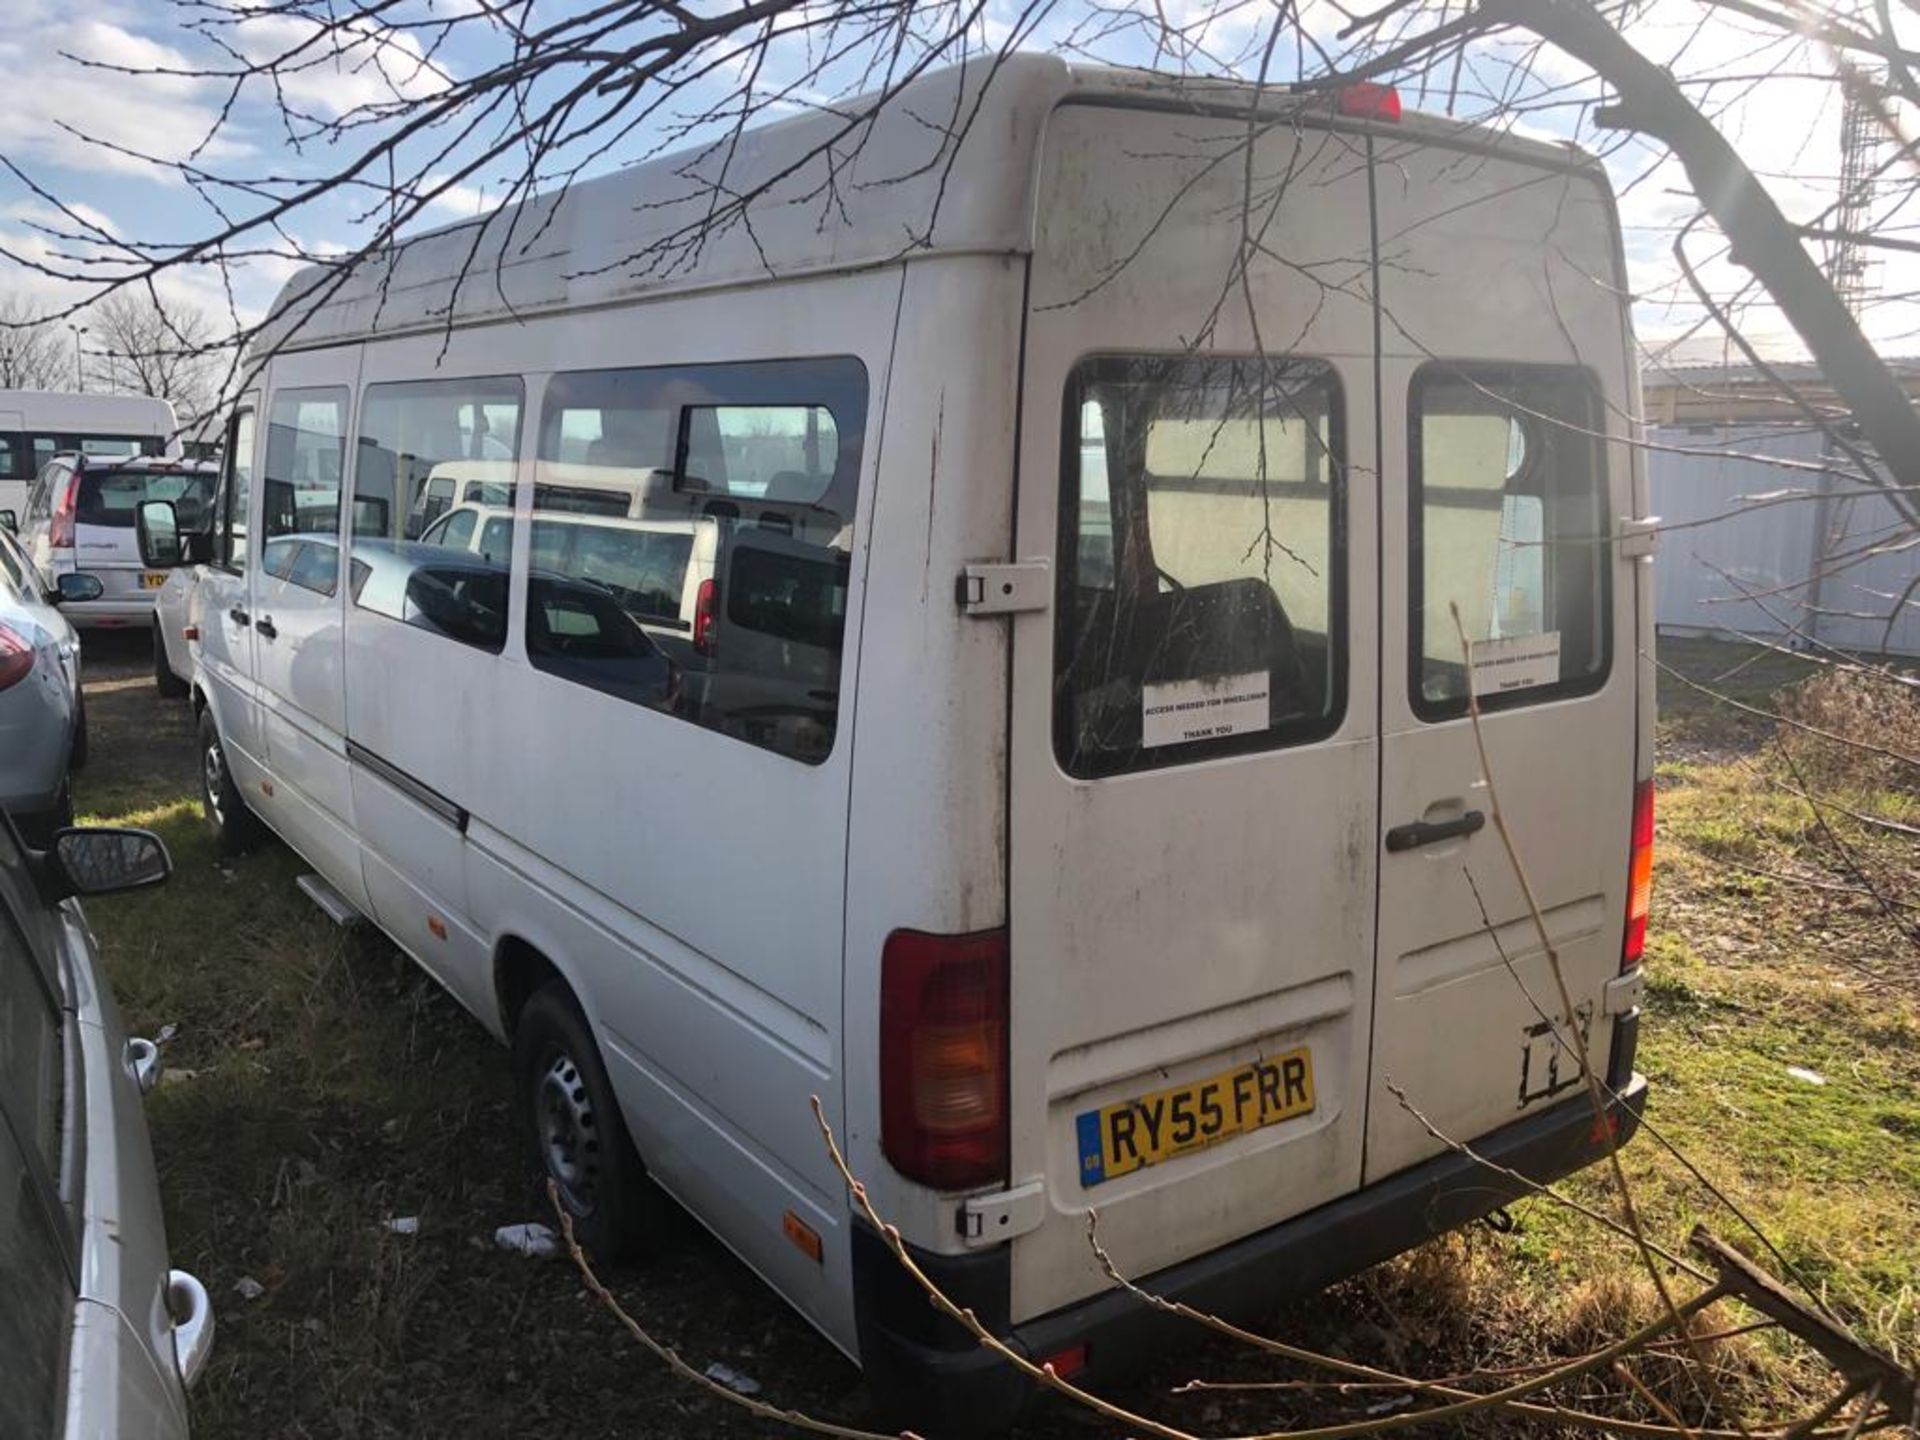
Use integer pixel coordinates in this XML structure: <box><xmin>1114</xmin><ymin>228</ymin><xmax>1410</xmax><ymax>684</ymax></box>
<box><xmin>74</xmin><ymin>468</ymin><xmax>212</xmax><ymax>531</ymax></box>
<box><xmin>1055</xmin><ymin>354</ymin><xmax>1346</xmax><ymax>778</ymax></box>
<box><xmin>1410</xmin><ymin>365</ymin><xmax>1609</xmax><ymax>717</ymax></box>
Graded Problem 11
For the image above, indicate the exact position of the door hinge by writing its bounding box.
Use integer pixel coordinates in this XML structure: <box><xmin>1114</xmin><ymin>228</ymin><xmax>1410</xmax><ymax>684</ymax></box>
<box><xmin>1603</xmin><ymin>968</ymin><xmax>1645</xmax><ymax>1017</ymax></box>
<box><xmin>1618</xmin><ymin>515</ymin><xmax>1663</xmax><ymax>560</ymax></box>
<box><xmin>957</xmin><ymin>561</ymin><xmax>1051</xmax><ymax>616</ymax></box>
<box><xmin>956</xmin><ymin>1177</ymin><xmax>1046</xmax><ymax>1248</ymax></box>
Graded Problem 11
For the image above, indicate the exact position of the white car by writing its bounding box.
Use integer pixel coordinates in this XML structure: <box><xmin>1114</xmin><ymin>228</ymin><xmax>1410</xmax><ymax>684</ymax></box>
<box><xmin>0</xmin><ymin>817</ymin><xmax>213</xmax><ymax>1439</ymax></box>
<box><xmin>151</xmin><ymin>567</ymin><xmax>198</xmax><ymax>699</ymax></box>
<box><xmin>20</xmin><ymin>456</ymin><xmax>217</xmax><ymax>632</ymax></box>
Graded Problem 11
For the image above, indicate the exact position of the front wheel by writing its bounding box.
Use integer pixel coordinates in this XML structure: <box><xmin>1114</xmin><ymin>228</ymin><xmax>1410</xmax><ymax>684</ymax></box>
<box><xmin>154</xmin><ymin>629</ymin><xmax>188</xmax><ymax>699</ymax></box>
<box><xmin>198</xmin><ymin>708</ymin><xmax>261</xmax><ymax>855</ymax></box>
<box><xmin>510</xmin><ymin>983</ymin><xmax>655</xmax><ymax>1262</ymax></box>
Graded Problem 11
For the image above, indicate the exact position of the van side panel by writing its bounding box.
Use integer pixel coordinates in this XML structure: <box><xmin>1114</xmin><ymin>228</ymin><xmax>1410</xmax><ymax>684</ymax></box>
<box><xmin>841</xmin><ymin>255</ymin><xmax>1026</xmax><ymax>1246</ymax></box>
<box><xmin>344</xmin><ymin>271</ymin><xmax>901</xmax><ymax>1355</ymax></box>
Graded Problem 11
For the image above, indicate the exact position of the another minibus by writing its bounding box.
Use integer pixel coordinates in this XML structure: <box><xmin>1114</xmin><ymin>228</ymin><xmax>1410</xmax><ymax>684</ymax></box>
<box><xmin>142</xmin><ymin>57</ymin><xmax>1654</xmax><ymax>1434</ymax></box>
<box><xmin>0</xmin><ymin>390</ymin><xmax>178</xmax><ymax>520</ymax></box>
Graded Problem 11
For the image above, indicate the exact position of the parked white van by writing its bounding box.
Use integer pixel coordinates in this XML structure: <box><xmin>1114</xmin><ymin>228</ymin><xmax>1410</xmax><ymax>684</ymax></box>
<box><xmin>143</xmin><ymin>58</ymin><xmax>1653</xmax><ymax>1433</ymax></box>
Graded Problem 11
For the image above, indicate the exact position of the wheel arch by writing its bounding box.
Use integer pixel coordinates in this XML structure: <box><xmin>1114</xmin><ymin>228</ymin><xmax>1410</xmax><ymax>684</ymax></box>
<box><xmin>492</xmin><ymin>932</ymin><xmax>573</xmax><ymax>1039</ymax></box>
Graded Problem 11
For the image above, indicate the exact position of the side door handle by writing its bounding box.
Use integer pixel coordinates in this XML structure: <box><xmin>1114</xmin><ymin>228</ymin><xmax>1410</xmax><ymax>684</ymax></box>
<box><xmin>228</xmin><ymin>607</ymin><xmax>250</xmax><ymax>628</ymax></box>
<box><xmin>254</xmin><ymin>616</ymin><xmax>279</xmax><ymax>641</ymax></box>
<box><xmin>1386</xmin><ymin>809</ymin><xmax>1486</xmax><ymax>853</ymax></box>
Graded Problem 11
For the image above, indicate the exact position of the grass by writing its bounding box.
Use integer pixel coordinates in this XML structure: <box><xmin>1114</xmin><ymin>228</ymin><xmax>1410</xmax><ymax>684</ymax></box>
<box><xmin>70</xmin><ymin>630</ymin><xmax>1920</xmax><ymax>1438</ymax></box>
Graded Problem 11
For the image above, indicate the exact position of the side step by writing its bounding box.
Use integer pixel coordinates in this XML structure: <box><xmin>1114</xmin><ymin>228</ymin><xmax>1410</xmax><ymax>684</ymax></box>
<box><xmin>296</xmin><ymin>873</ymin><xmax>365</xmax><ymax>928</ymax></box>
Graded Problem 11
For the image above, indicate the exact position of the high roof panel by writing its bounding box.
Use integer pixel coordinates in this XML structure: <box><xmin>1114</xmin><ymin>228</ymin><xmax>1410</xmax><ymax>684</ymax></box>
<box><xmin>261</xmin><ymin>54</ymin><xmax>1593</xmax><ymax>353</ymax></box>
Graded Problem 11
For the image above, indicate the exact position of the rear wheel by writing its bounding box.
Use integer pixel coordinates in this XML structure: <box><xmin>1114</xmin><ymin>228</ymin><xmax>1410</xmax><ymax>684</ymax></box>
<box><xmin>510</xmin><ymin>982</ymin><xmax>654</xmax><ymax>1261</ymax></box>
<box><xmin>154</xmin><ymin>629</ymin><xmax>188</xmax><ymax>698</ymax></box>
<box><xmin>198</xmin><ymin>708</ymin><xmax>260</xmax><ymax>854</ymax></box>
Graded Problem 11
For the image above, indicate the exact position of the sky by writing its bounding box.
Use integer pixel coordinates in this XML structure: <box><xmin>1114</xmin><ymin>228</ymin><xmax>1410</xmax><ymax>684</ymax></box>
<box><xmin>1</xmin><ymin>0</ymin><xmax>1915</xmax><ymax>373</ymax></box>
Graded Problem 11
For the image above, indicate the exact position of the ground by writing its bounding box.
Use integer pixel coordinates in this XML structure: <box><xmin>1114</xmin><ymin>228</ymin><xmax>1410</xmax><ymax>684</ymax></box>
<box><xmin>70</xmin><ymin>631</ymin><xmax>1919</xmax><ymax>1439</ymax></box>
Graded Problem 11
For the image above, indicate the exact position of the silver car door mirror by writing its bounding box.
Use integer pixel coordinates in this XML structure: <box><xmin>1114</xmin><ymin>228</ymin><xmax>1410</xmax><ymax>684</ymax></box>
<box><xmin>54</xmin><ymin>571</ymin><xmax>104</xmax><ymax>604</ymax></box>
<box><xmin>50</xmin><ymin>827</ymin><xmax>172</xmax><ymax>896</ymax></box>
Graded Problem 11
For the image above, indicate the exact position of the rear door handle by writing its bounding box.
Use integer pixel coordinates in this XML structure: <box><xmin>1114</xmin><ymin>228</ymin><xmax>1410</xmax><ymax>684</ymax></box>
<box><xmin>254</xmin><ymin>617</ymin><xmax>279</xmax><ymax>641</ymax></box>
<box><xmin>228</xmin><ymin>607</ymin><xmax>250</xmax><ymax>628</ymax></box>
<box><xmin>1386</xmin><ymin>809</ymin><xmax>1486</xmax><ymax>852</ymax></box>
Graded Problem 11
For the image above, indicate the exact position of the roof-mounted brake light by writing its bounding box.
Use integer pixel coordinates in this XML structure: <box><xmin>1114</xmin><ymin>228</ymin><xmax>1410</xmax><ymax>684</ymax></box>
<box><xmin>1337</xmin><ymin>82</ymin><xmax>1402</xmax><ymax>122</ymax></box>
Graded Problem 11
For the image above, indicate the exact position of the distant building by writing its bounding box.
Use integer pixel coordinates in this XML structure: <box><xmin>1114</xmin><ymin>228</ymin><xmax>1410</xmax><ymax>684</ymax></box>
<box><xmin>1641</xmin><ymin>361</ymin><xmax>1920</xmax><ymax>658</ymax></box>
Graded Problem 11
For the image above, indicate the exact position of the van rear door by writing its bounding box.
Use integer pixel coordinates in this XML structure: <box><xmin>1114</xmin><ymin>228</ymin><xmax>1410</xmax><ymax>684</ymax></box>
<box><xmin>1364</xmin><ymin>137</ymin><xmax>1640</xmax><ymax>1181</ymax></box>
<box><xmin>1006</xmin><ymin>101</ymin><xmax>1381</xmax><ymax>1322</ymax></box>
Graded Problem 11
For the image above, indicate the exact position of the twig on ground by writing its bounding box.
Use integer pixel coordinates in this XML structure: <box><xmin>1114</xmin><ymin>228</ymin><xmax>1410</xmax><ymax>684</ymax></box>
<box><xmin>549</xmin><ymin>1179</ymin><xmax>920</xmax><ymax>1440</ymax></box>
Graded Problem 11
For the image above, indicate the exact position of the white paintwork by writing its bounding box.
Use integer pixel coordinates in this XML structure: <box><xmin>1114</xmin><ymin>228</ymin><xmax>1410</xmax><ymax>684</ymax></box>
<box><xmin>190</xmin><ymin>56</ymin><xmax>1648</xmax><ymax>1372</ymax></box>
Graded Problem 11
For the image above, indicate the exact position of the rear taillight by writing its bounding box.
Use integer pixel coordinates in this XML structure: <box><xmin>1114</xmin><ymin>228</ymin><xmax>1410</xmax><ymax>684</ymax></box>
<box><xmin>692</xmin><ymin>578</ymin><xmax>717</xmax><ymax>657</ymax></box>
<box><xmin>49</xmin><ymin>470</ymin><xmax>77</xmax><ymax>549</ymax></box>
<box><xmin>880</xmin><ymin>928</ymin><xmax>1008</xmax><ymax>1190</ymax></box>
<box><xmin>1622</xmin><ymin>778</ymin><xmax>1654</xmax><ymax>970</ymax></box>
<box><xmin>0</xmin><ymin>623</ymin><xmax>35</xmax><ymax>691</ymax></box>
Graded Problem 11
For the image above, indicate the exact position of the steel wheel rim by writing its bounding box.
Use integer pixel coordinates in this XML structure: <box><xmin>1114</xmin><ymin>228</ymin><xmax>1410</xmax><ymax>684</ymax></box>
<box><xmin>536</xmin><ymin>1050</ymin><xmax>600</xmax><ymax>1213</ymax></box>
<box><xmin>203</xmin><ymin>740</ymin><xmax>226</xmax><ymax>825</ymax></box>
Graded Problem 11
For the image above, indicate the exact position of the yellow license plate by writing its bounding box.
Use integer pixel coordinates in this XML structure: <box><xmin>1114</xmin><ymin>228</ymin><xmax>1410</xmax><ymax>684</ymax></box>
<box><xmin>1076</xmin><ymin>1048</ymin><xmax>1315</xmax><ymax>1187</ymax></box>
<box><xmin>141</xmin><ymin>572</ymin><xmax>167</xmax><ymax>589</ymax></box>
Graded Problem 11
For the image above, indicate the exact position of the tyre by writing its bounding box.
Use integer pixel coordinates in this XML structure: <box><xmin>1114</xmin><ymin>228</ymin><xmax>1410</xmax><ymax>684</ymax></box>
<box><xmin>510</xmin><ymin>982</ymin><xmax>655</xmax><ymax>1262</ymax></box>
<box><xmin>68</xmin><ymin>692</ymin><xmax>88</xmax><ymax>771</ymax></box>
<box><xmin>154</xmin><ymin>629</ymin><xmax>188</xmax><ymax>698</ymax></box>
<box><xmin>197</xmin><ymin>708</ymin><xmax>261</xmax><ymax>854</ymax></box>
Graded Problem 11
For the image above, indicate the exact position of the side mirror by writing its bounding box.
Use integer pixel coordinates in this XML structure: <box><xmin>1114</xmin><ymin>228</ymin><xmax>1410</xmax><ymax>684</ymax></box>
<box><xmin>137</xmin><ymin>499</ymin><xmax>183</xmax><ymax>567</ymax></box>
<box><xmin>180</xmin><ymin>532</ymin><xmax>212</xmax><ymax>565</ymax></box>
<box><xmin>49</xmin><ymin>827</ymin><xmax>171</xmax><ymax>897</ymax></box>
<box><xmin>0</xmin><ymin>509</ymin><xmax>16</xmax><ymax>532</ymax></box>
<box><xmin>54</xmin><ymin>572</ymin><xmax>104</xmax><ymax>604</ymax></box>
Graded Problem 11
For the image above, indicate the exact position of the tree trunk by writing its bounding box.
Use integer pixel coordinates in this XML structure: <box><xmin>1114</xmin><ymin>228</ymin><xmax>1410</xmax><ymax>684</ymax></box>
<box><xmin>1485</xmin><ymin>0</ymin><xmax>1920</xmax><ymax>522</ymax></box>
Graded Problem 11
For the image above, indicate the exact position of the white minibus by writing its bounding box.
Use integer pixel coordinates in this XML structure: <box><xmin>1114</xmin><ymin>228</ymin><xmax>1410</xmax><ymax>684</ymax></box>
<box><xmin>0</xmin><ymin>390</ymin><xmax>178</xmax><ymax>520</ymax></box>
<box><xmin>142</xmin><ymin>57</ymin><xmax>1654</xmax><ymax>1434</ymax></box>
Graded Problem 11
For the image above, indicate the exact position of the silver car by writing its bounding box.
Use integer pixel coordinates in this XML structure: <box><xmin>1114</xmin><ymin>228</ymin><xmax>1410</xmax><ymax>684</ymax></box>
<box><xmin>0</xmin><ymin>527</ymin><xmax>99</xmax><ymax>845</ymax></box>
<box><xmin>1</xmin><ymin>817</ymin><xmax>213</xmax><ymax>1439</ymax></box>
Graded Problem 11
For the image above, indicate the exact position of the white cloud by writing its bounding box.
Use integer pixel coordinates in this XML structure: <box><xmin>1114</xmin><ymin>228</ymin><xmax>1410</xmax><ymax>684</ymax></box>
<box><xmin>0</xmin><ymin>19</ymin><xmax>250</xmax><ymax>178</ymax></box>
<box><xmin>228</xmin><ymin>11</ymin><xmax>455</xmax><ymax>120</ymax></box>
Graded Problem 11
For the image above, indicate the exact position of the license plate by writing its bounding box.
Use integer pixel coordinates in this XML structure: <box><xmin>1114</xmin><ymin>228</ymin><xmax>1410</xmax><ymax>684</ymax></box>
<box><xmin>1076</xmin><ymin>1048</ymin><xmax>1315</xmax><ymax>1188</ymax></box>
<box><xmin>141</xmin><ymin>572</ymin><xmax>167</xmax><ymax>589</ymax></box>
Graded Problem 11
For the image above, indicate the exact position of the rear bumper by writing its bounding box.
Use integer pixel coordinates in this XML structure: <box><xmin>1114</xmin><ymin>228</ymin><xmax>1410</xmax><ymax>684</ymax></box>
<box><xmin>67</xmin><ymin>598</ymin><xmax>156</xmax><ymax>628</ymax></box>
<box><xmin>855</xmin><ymin>1048</ymin><xmax>1648</xmax><ymax>1437</ymax></box>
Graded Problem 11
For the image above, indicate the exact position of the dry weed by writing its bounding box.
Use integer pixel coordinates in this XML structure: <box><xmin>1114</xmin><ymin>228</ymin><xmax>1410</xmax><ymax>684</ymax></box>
<box><xmin>1775</xmin><ymin>667</ymin><xmax>1920</xmax><ymax>799</ymax></box>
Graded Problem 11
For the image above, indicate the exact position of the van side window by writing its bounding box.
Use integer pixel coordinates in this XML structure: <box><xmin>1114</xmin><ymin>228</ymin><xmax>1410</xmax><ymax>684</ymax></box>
<box><xmin>1410</xmin><ymin>365</ymin><xmax>1609</xmax><ymax>717</ymax></box>
<box><xmin>218</xmin><ymin>406</ymin><xmax>255</xmax><ymax>573</ymax></box>
<box><xmin>534</xmin><ymin>358</ymin><xmax>867</xmax><ymax>764</ymax></box>
<box><xmin>1055</xmin><ymin>355</ymin><xmax>1347</xmax><ymax>779</ymax></box>
<box><xmin>349</xmin><ymin>377</ymin><xmax>522</xmax><ymax>654</ymax></box>
<box><xmin>262</xmin><ymin>388</ymin><xmax>348</xmax><ymax>593</ymax></box>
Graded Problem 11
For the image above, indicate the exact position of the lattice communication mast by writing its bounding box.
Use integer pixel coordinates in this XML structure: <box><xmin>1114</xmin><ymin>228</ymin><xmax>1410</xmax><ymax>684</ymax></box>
<box><xmin>1829</xmin><ymin>70</ymin><xmax>1886</xmax><ymax>318</ymax></box>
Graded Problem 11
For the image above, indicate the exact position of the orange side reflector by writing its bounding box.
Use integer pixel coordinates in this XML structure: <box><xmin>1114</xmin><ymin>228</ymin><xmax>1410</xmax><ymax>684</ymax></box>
<box><xmin>260</xmin><ymin>779</ymin><xmax>274</xmax><ymax>797</ymax></box>
<box><xmin>783</xmin><ymin>1210</ymin><xmax>823</xmax><ymax>1263</ymax></box>
<box><xmin>427</xmin><ymin>915</ymin><xmax>448</xmax><ymax>941</ymax></box>
<box><xmin>181</xmin><ymin>625</ymin><xmax>199</xmax><ymax>642</ymax></box>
